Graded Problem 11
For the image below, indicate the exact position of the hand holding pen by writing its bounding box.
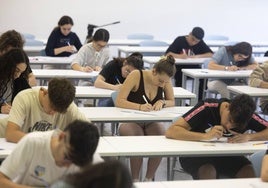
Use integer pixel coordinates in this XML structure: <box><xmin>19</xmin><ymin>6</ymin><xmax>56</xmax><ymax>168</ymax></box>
<box><xmin>206</xmin><ymin>125</ymin><xmax>224</xmax><ymax>140</ymax></box>
<box><xmin>140</xmin><ymin>95</ymin><xmax>152</xmax><ymax>111</ymax></box>
<box><xmin>1</xmin><ymin>100</ymin><xmax>11</xmax><ymax>114</ymax></box>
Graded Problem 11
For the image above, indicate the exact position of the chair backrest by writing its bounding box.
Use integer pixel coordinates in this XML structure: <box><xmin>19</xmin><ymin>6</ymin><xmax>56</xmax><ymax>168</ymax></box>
<box><xmin>127</xmin><ymin>33</ymin><xmax>154</xmax><ymax>40</ymax></box>
<box><xmin>111</xmin><ymin>91</ymin><xmax>119</xmax><ymax>104</ymax></box>
<box><xmin>223</xmin><ymin>41</ymin><xmax>239</xmax><ymax>46</ymax></box>
<box><xmin>25</xmin><ymin>39</ymin><xmax>44</xmax><ymax>46</ymax></box>
<box><xmin>204</xmin><ymin>35</ymin><xmax>229</xmax><ymax>41</ymax></box>
<box><xmin>249</xmin><ymin>150</ymin><xmax>266</xmax><ymax>177</ymax></box>
<box><xmin>22</xmin><ymin>33</ymin><xmax>35</xmax><ymax>40</ymax></box>
<box><xmin>139</xmin><ymin>40</ymin><xmax>169</xmax><ymax>47</ymax></box>
<box><xmin>39</xmin><ymin>49</ymin><xmax>46</xmax><ymax>56</ymax></box>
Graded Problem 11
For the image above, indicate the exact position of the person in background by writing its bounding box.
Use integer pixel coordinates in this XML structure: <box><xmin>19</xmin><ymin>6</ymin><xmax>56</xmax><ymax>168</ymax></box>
<box><xmin>94</xmin><ymin>52</ymin><xmax>144</xmax><ymax>106</ymax></box>
<box><xmin>261</xmin><ymin>151</ymin><xmax>268</xmax><ymax>182</ymax></box>
<box><xmin>0</xmin><ymin>78</ymin><xmax>88</xmax><ymax>143</ymax></box>
<box><xmin>206</xmin><ymin>42</ymin><xmax>257</xmax><ymax>98</ymax></box>
<box><xmin>45</xmin><ymin>15</ymin><xmax>82</xmax><ymax>57</ymax></box>
<box><xmin>166</xmin><ymin>94</ymin><xmax>268</xmax><ymax>179</ymax></box>
<box><xmin>115</xmin><ymin>55</ymin><xmax>176</xmax><ymax>182</ymax></box>
<box><xmin>165</xmin><ymin>27</ymin><xmax>213</xmax><ymax>100</ymax></box>
<box><xmin>0</xmin><ymin>48</ymin><xmax>29</xmax><ymax>114</ymax></box>
<box><xmin>249</xmin><ymin>61</ymin><xmax>268</xmax><ymax>114</ymax></box>
<box><xmin>0</xmin><ymin>29</ymin><xmax>37</xmax><ymax>87</ymax></box>
<box><xmin>71</xmin><ymin>28</ymin><xmax>110</xmax><ymax>74</ymax></box>
<box><xmin>0</xmin><ymin>120</ymin><xmax>102</xmax><ymax>187</ymax></box>
<box><xmin>51</xmin><ymin>160</ymin><xmax>133</xmax><ymax>188</ymax></box>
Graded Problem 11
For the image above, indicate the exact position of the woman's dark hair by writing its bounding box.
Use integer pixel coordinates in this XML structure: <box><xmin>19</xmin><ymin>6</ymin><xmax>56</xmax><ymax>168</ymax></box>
<box><xmin>93</xmin><ymin>28</ymin><xmax>110</xmax><ymax>42</ymax></box>
<box><xmin>226</xmin><ymin>42</ymin><xmax>252</xmax><ymax>64</ymax></box>
<box><xmin>112</xmin><ymin>52</ymin><xmax>144</xmax><ymax>70</ymax></box>
<box><xmin>58</xmin><ymin>15</ymin><xmax>74</xmax><ymax>26</ymax></box>
<box><xmin>64</xmin><ymin>160</ymin><xmax>133</xmax><ymax>188</ymax></box>
<box><xmin>0</xmin><ymin>48</ymin><xmax>29</xmax><ymax>99</ymax></box>
<box><xmin>153</xmin><ymin>55</ymin><xmax>176</xmax><ymax>77</ymax></box>
<box><xmin>0</xmin><ymin>30</ymin><xmax>25</xmax><ymax>53</ymax></box>
<box><xmin>53</xmin><ymin>15</ymin><xmax>74</xmax><ymax>32</ymax></box>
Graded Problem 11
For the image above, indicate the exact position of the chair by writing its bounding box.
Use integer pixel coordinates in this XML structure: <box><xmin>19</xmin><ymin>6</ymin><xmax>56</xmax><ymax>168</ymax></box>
<box><xmin>25</xmin><ymin>39</ymin><xmax>44</xmax><ymax>46</ymax></box>
<box><xmin>139</xmin><ymin>40</ymin><xmax>168</xmax><ymax>57</ymax></box>
<box><xmin>22</xmin><ymin>33</ymin><xmax>35</xmax><ymax>40</ymax></box>
<box><xmin>249</xmin><ymin>150</ymin><xmax>266</xmax><ymax>177</ymax></box>
<box><xmin>39</xmin><ymin>49</ymin><xmax>46</xmax><ymax>56</ymax></box>
<box><xmin>127</xmin><ymin>33</ymin><xmax>154</xmax><ymax>40</ymax></box>
<box><xmin>204</xmin><ymin>35</ymin><xmax>229</xmax><ymax>41</ymax></box>
<box><xmin>223</xmin><ymin>41</ymin><xmax>239</xmax><ymax>46</ymax></box>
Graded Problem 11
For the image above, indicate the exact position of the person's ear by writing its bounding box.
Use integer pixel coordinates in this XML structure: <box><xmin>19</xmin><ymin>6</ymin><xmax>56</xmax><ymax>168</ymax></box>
<box><xmin>152</xmin><ymin>69</ymin><xmax>157</xmax><ymax>76</ymax></box>
<box><xmin>58</xmin><ymin>132</ymin><xmax>66</xmax><ymax>142</ymax></box>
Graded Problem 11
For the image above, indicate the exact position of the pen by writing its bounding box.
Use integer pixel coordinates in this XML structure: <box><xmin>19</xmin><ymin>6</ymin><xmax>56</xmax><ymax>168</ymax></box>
<box><xmin>142</xmin><ymin>95</ymin><xmax>149</xmax><ymax>104</ymax></box>
<box><xmin>182</xmin><ymin>49</ymin><xmax>186</xmax><ymax>54</ymax></box>
<box><xmin>67</xmin><ymin>42</ymin><xmax>71</xmax><ymax>46</ymax></box>
<box><xmin>253</xmin><ymin>141</ymin><xmax>268</xmax><ymax>146</ymax></box>
<box><xmin>201</xmin><ymin>70</ymin><xmax>208</xmax><ymax>73</ymax></box>
<box><xmin>115</xmin><ymin>76</ymin><xmax>121</xmax><ymax>84</ymax></box>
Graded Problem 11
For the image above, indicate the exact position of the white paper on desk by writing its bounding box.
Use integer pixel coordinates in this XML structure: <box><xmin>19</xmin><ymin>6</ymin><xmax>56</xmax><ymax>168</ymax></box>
<box><xmin>201</xmin><ymin>137</ymin><xmax>228</xmax><ymax>143</ymax></box>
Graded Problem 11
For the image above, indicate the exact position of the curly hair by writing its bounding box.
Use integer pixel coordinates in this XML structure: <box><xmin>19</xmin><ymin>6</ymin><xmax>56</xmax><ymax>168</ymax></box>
<box><xmin>0</xmin><ymin>30</ymin><xmax>25</xmax><ymax>54</ymax></box>
<box><xmin>229</xmin><ymin>94</ymin><xmax>256</xmax><ymax>130</ymax></box>
<box><xmin>64</xmin><ymin>120</ymin><xmax>99</xmax><ymax>167</ymax></box>
<box><xmin>48</xmin><ymin>78</ymin><xmax>75</xmax><ymax>113</ymax></box>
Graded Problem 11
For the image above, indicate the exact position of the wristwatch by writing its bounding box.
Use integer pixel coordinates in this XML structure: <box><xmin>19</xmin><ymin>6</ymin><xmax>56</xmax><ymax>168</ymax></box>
<box><xmin>224</xmin><ymin>66</ymin><xmax>229</xmax><ymax>71</ymax></box>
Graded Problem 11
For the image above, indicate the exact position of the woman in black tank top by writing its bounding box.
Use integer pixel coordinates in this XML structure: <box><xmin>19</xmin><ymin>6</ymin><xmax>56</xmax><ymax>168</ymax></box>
<box><xmin>115</xmin><ymin>55</ymin><xmax>176</xmax><ymax>181</ymax></box>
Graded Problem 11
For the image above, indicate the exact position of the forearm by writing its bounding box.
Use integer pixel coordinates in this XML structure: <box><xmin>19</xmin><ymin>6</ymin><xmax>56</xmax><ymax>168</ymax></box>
<box><xmin>0</xmin><ymin>173</ymin><xmax>31</xmax><ymax>188</ymax></box>
<box><xmin>165</xmin><ymin>125</ymin><xmax>207</xmax><ymax>141</ymax></box>
<box><xmin>71</xmin><ymin>63</ymin><xmax>83</xmax><ymax>71</ymax></box>
<box><xmin>5</xmin><ymin>129</ymin><xmax>25</xmax><ymax>143</ymax></box>
<box><xmin>193</xmin><ymin>52</ymin><xmax>213</xmax><ymax>58</ymax></box>
<box><xmin>246</xmin><ymin>129</ymin><xmax>268</xmax><ymax>141</ymax></box>
<box><xmin>94</xmin><ymin>79</ymin><xmax>118</xmax><ymax>90</ymax></box>
<box><xmin>28</xmin><ymin>73</ymin><xmax>37</xmax><ymax>87</ymax></box>
<box><xmin>261</xmin><ymin>155</ymin><xmax>268</xmax><ymax>182</ymax></box>
<box><xmin>208</xmin><ymin>61</ymin><xmax>225</xmax><ymax>70</ymax></box>
<box><xmin>115</xmin><ymin>99</ymin><xmax>140</xmax><ymax>110</ymax></box>
<box><xmin>54</xmin><ymin>46</ymin><xmax>67</xmax><ymax>55</ymax></box>
<box><xmin>166</xmin><ymin>52</ymin><xmax>186</xmax><ymax>59</ymax></box>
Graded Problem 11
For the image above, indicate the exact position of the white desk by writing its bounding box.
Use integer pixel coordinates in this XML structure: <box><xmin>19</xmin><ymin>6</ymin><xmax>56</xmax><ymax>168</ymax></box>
<box><xmin>117</xmin><ymin>46</ymin><xmax>167</xmax><ymax>57</ymax></box>
<box><xmin>143</xmin><ymin>56</ymin><xmax>208</xmax><ymax>68</ymax></box>
<box><xmin>162</xmin><ymin>178</ymin><xmax>268</xmax><ymax>188</ymax></box>
<box><xmin>182</xmin><ymin>69</ymin><xmax>252</xmax><ymax>104</ymax></box>
<box><xmin>79</xmin><ymin>106</ymin><xmax>191</xmax><ymax>123</ymax></box>
<box><xmin>254</xmin><ymin>56</ymin><xmax>268</xmax><ymax>63</ymax></box>
<box><xmin>24</xmin><ymin>46</ymin><xmax>45</xmax><ymax>56</ymax></box>
<box><xmin>227</xmin><ymin>85</ymin><xmax>268</xmax><ymax>97</ymax></box>
<box><xmin>32</xmin><ymin>69</ymin><xmax>99</xmax><ymax>85</ymax></box>
<box><xmin>29</xmin><ymin>55</ymin><xmax>76</xmax><ymax>69</ymax></box>
<box><xmin>0</xmin><ymin>138</ymin><xmax>18</xmax><ymax>159</ymax></box>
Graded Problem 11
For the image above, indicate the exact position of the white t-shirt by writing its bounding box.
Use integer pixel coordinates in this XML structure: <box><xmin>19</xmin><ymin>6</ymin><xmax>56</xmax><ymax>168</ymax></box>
<box><xmin>0</xmin><ymin>130</ymin><xmax>103</xmax><ymax>186</ymax></box>
<box><xmin>6</xmin><ymin>87</ymin><xmax>87</xmax><ymax>133</ymax></box>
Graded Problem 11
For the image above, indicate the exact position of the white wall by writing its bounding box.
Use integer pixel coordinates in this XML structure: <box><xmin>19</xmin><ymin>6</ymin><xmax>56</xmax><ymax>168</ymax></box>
<box><xmin>1</xmin><ymin>0</ymin><xmax>268</xmax><ymax>42</ymax></box>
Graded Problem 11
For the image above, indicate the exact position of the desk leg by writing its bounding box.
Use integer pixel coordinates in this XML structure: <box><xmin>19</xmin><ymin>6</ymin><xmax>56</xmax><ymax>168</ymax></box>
<box><xmin>192</xmin><ymin>78</ymin><xmax>199</xmax><ymax>105</ymax></box>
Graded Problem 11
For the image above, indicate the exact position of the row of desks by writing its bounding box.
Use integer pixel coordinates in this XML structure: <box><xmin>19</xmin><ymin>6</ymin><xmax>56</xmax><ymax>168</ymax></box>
<box><xmin>1</xmin><ymin>135</ymin><xmax>267</xmax><ymax>180</ymax></box>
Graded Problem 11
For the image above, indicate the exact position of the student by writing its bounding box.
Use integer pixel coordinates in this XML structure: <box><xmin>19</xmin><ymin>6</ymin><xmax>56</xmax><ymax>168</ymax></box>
<box><xmin>51</xmin><ymin>160</ymin><xmax>133</xmax><ymax>188</ymax></box>
<box><xmin>45</xmin><ymin>15</ymin><xmax>82</xmax><ymax>57</ymax></box>
<box><xmin>166</xmin><ymin>94</ymin><xmax>268</xmax><ymax>179</ymax></box>
<box><xmin>0</xmin><ymin>120</ymin><xmax>103</xmax><ymax>187</ymax></box>
<box><xmin>261</xmin><ymin>151</ymin><xmax>268</xmax><ymax>182</ymax></box>
<box><xmin>165</xmin><ymin>27</ymin><xmax>213</xmax><ymax>100</ymax></box>
<box><xmin>71</xmin><ymin>28</ymin><xmax>110</xmax><ymax>74</ymax></box>
<box><xmin>0</xmin><ymin>29</ymin><xmax>37</xmax><ymax>87</ymax></box>
<box><xmin>115</xmin><ymin>55</ymin><xmax>176</xmax><ymax>181</ymax></box>
<box><xmin>94</xmin><ymin>52</ymin><xmax>144</xmax><ymax>106</ymax></box>
<box><xmin>249</xmin><ymin>62</ymin><xmax>268</xmax><ymax>114</ymax></box>
<box><xmin>0</xmin><ymin>77</ymin><xmax>87</xmax><ymax>143</ymax></box>
<box><xmin>0</xmin><ymin>48</ymin><xmax>29</xmax><ymax>114</ymax></box>
<box><xmin>206</xmin><ymin>42</ymin><xmax>257</xmax><ymax>98</ymax></box>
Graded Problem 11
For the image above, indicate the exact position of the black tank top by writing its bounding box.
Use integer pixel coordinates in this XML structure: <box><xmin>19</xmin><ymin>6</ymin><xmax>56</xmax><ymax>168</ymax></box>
<box><xmin>127</xmin><ymin>70</ymin><xmax>163</xmax><ymax>105</ymax></box>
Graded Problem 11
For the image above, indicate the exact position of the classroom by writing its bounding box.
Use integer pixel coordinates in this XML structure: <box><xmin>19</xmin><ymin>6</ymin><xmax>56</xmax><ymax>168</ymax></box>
<box><xmin>1</xmin><ymin>0</ymin><xmax>268</xmax><ymax>187</ymax></box>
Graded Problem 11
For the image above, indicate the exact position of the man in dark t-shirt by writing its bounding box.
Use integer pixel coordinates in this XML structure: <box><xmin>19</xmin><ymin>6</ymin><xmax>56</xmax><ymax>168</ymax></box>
<box><xmin>166</xmin><ymin>94</ymin><xmax>268</xmax><ymax>179</ymax></box>
<box><xmin>166</xmin><ymin>27</ymin><xmax>213</xmax><ymax>100</ymax></box>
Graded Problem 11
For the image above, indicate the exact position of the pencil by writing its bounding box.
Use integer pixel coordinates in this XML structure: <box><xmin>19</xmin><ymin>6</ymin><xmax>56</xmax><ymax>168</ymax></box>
<box><xmin>142</xmin><ymin>95</ymin><xmax>149</xmax><ymax>104</ymax></box>
<box><xmin>253</xmin><ymin>141</ymin><xmax>268</xmax><ymax>146</ymax></box>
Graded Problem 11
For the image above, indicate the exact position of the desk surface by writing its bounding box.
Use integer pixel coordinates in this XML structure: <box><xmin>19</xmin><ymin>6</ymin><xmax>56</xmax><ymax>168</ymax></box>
<box><xmin>182</xmin><ymin>69</ymin><xmax>252</xmax><ymax>78</ymax></box>
<box><xmin>79</xmin><ymin>106</ymin><xmax>191</xmax><ymax>123</ymax></box>
<box><xmin>102</xmin><ymin>136</ymin><xmax>267</xmax><ymax>157</ymax></box>
<box><xmin>143</xmin><ymin>56</ymin><xmax>208</xmax><ymax>65</ymax></box>
<box><xmin>29</xmin><ymin>55</ymin><xmax>76</xmax><ymax>66</ymax></box>
<box><xmin>227</xmin><ymin>85</ymin><xmax>268</xmax><ymax>97</ymax></box>
<box><xmin>32</xmin><ymin>69</ymin><xmax>99</xmax><ymax>79</ymax></box>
